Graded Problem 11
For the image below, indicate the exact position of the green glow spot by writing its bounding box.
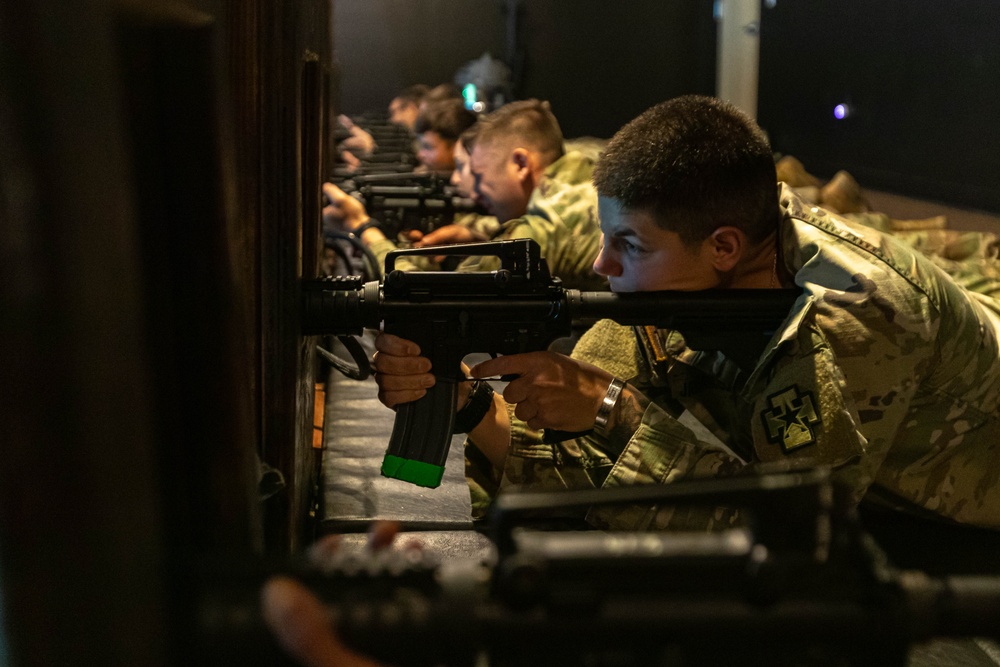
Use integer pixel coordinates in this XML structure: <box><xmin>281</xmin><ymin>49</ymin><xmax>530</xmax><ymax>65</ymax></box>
<box><xmin>381</xmin><ymin>454</ymin><xmax>445</xmax><ymax>488</ymax></box>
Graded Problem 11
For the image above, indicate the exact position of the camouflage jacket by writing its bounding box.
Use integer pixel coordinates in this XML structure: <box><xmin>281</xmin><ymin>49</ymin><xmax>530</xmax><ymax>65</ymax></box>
<box><xmin>475</xmin><ymin>185</ymin><xmax>1000</xmax><ymax>531</ymax></box>
<box><xmin>370</xmin><ymin>151</ymin><xmax>606</xmax><ymax>290</ymax></box>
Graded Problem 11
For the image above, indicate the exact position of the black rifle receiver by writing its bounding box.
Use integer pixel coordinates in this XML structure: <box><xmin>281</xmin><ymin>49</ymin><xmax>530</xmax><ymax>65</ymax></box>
<box><xmin>301</xmin><ymin>239</ymin><xmax>801</xmax><ymax>488</ymax></box>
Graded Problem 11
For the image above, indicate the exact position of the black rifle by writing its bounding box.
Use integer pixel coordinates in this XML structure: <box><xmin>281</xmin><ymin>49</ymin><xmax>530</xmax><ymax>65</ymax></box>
<box><xmin>323</xmin><ymin>172</ymin><xmax>486</xmax><ymax>279</ymax></box>
<box><xmin>197</xmin><ymin>468</ymin><xmax>1000</xmax><ymax>666</ymax></box>
<box><xmin>339</xmin><ymin>175</ymin><xmax>486</xmax><ymax>241</ymax></box>
<box><xmin>330</xmin><ymin>163</ymin><xmax>418</xmax><ymax>180</ymax></box>
<box><xmin>301</xmin><ymin>238</ymin><xmax>801</xmax><ymax>488</ymax></box>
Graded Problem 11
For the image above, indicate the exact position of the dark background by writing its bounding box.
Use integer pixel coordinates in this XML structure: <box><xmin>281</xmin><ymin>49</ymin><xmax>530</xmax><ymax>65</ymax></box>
<box><xmin>334</xmin><ymin>0</ymin><xmax>1000</xmax><ymax>214</ymax></box>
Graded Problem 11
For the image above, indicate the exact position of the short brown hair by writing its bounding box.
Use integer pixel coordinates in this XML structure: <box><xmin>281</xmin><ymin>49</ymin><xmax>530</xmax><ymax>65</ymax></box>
<box><xmin>423</xmin><ymin>83</ymin><xmax>463</xmax><ymax>104</ymax></box>
<box><xmin>594</xmin><ymin>95</ymin><xmax>778</xmax><ymax>246</ymax></box>
<box><xmin>474</xmin><ymin>99</ymin><xmax>564</xmax><ymax>165</ymax></box>
<box><xmin>414</xmin><ymin>99</ymin><xmax>477</xmax><ymax>142</ymax></box>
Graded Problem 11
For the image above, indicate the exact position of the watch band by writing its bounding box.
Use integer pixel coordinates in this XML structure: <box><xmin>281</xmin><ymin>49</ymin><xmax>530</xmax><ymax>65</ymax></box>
<box><xmin>454</xmin><ymin>380</ymin><xmax>495</xmax><ymax>434</ymax></box>
<box><xmin>350</xmin><ymin>218</ymin><xmax>382</xmax><ymax>238</ymax></box>
<box><xmin>593</xmin><ymin>377</ymin><xmax>626</xmax><ymax>437</ymax></box>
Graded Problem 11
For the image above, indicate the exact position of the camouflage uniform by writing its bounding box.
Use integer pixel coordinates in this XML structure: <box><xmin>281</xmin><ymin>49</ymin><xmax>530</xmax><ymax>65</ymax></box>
<box><xmin>845</xmin><ymin>212</ymin><xmax>1000</xmax><ymax>299</ymax></box>
<box><xmin>367</xmin><ymin>150</ymin><xmax>606</xmax><ymax>290</ymax></box>
<box><xmin>471</xmin><ymin>185</ymin><xmax>1000</xmax><ymax>531</ymax></box>
<box><xmin>564</xmin><ymin>136</ymin><xmax>609</xmax><ymax>164</ymax></box>
<box><xmin>452</xmin><ymin>211</ymin><xmax>502</xmax><ymax>241</ymax></box>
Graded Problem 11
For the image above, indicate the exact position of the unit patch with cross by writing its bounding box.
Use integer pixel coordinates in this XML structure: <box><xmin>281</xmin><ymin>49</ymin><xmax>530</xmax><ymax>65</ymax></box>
<box><xmin>761</xmin><ymin>385</ymin><xmax>822</xmax><ymax>453</ymax></box>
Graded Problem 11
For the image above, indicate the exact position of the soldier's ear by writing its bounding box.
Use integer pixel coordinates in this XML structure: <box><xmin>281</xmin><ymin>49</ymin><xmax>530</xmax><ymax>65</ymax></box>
<box><xmin>511</xmin><ymin>148</ymin><xmax>531</xmax><ymax>180</ymax></box>
<box><xmin>707</xmin><ymin>226</ymin><xmax>745</xmax><ymax>272</ymax></box>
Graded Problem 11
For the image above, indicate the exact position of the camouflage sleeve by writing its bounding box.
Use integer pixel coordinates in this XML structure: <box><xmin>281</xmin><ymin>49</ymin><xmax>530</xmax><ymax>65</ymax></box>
<box><xmin>499</xmin><ymin>293</ymin><xmax>940</xmax><ymax>533</ymax></box>
<box><xmin>591</xmin><ymin>297</ymin><xmax>937</xmax><ymax>531</ymax></box>
<box><xmin>490</xmin><ymin>318</ymin><xmax>749</xmax><ymax>531</ymax></box>
<box><xmin>747</xmin><ymin>295</ymin><xmax>936</xmax><ymax>508</ymax></box>
<box><xmin>495</xmin><ymin>386</ymin><xmax>750</xmax><ymax>532</ymax></box>
<box><xmin>585</xmin><ymin>407</ymin><xmax>747</xmax><ymax>531</ymax></box>
<box><xmin>453</xmin><ymin>212</ymin><xmax>501</xmax><ymax>240</ymax></box>
<box><xmin>488</xmin><ymin>319</ymin><xmax>750</xmax><ymax>530</ymax></box>
<box><xmin>466</xmin><ymin>320</ymin><xmax>638</xmax><ymax>513</ymax></box>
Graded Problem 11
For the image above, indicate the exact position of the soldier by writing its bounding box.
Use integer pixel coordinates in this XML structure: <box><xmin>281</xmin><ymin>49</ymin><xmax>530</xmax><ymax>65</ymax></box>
<box><xmin>419</xmin><ymin>82</ymin><xmax>463</xmax><ymax>110</ymax></box>
<box><xmin>417</xmin><ymin>123</ymin><xmax>502</xmax><ymax>247</ymax></box>
<box><xmin>777</xmin><ymin>155</ymin><xmax>1000</xmax><ymax>298</ymax></box>
<box><xmin>387</xmin><ymin>83</ymin><xmax>429</xmax><ymax>131</ymax></box>
<box><xmin>322</xmin><ymin>99</ymin><xmax>606</xmax><ymax>291</ymax></box>
<box><xmin>412</xmin><ymin>98</ymin><xmax>477</xmax><ymax>175</ymax></box>
<box><xmin>373</xmin><ymin>94</ymin><xmax>1000</xmax><ymax>531</ymax></box>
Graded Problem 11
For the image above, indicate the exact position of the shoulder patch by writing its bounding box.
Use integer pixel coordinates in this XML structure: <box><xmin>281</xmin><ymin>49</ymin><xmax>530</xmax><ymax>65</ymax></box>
<box><xmin>761</xmin><ymin>385</ymin><xmax>822</xmax><ymax>452</ymax></box>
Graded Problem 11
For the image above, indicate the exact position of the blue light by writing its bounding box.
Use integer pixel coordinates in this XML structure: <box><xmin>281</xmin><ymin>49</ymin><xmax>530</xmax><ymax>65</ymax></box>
<box><xmin>834</xmin><ymin>104</ymin><xmax>848</xmax><ymax>120</ymax></box>
<box><xmin>463</xmin><ymin>84</ymin><xmax>478</xmax><ymax>111</ymax></box>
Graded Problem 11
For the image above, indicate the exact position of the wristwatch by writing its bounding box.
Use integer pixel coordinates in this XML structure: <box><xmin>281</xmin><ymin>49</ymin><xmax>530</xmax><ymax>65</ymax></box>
<box><xmin>593</xmin><ymin>377</ymin><xmax>626</xmax><ymax>437</ymax></box>
<box><xmin>454</xmin><ymin>380</ymin><xmax>495</xmax><ymax>434</ymax></box>
<box><xmin>350</xmin><ymin>218</ymin><xmax>382</xmax><ymax>238</ymax></box>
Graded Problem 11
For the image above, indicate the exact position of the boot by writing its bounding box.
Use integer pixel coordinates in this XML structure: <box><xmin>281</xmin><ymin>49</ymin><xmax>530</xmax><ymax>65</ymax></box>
<box><xmin>776</xmin><ymin>155</ymin><xmax>823</xmax><ymax>188</ymax></box>
<box><xmin>820</xmin><ymin>171</ymin><xmax>870</xmax><ymax>214</ymax></box>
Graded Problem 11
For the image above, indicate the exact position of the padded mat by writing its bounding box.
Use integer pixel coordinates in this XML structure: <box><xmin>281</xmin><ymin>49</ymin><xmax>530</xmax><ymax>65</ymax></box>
<box><xmin>320</xmin><ymin>360</ymin><xmax>475</xmax><ymax>534</ymax></box>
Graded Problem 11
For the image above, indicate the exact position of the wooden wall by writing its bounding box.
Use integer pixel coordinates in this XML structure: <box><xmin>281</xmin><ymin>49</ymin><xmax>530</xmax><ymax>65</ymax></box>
<box><xmin>0</xmin><ymin>0</ymin><xmax>333</xmax><ymax>662</ymax></box>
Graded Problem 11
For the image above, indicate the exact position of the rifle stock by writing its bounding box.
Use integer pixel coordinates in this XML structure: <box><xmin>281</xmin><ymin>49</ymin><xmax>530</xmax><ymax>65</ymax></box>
<box><xmin>301</xmin><ymin>239</ymin><xmax>802</xmax><ymax>488</ymax></box>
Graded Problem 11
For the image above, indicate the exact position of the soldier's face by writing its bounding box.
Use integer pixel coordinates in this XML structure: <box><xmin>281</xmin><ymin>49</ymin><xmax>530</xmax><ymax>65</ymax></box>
<box><xmin>388</xmin><ymin>98</ymin><xmax>419</xmax><ymax>130</ymax></box>
<box><xmin>450</xmin><ymin>142</ymin><xmax>474</xmax><ymax>198</ymax></box>
<box><xmin>469</xmin><ymin>141</ymin><xmax>531</xmax><ymax>223</ymax></box>
<box><xmin>417</xmin><ymin>131</ymin><xmax>455</xmax><ymax>173</ymax></box>
<box><xmin>594</xmin><ymin>196</ymin><xmax>718</xmax><ymax>293</ymax></box>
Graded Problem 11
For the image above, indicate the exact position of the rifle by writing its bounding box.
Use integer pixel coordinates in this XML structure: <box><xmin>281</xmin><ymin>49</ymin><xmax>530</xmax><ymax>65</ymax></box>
<box><xmin>330</xmin><ymin>163</ymin><xmax>418</xmax><ymax>180</ymax></box>
<box><xmin>301</xmin><ymin>238</ymin><xmax>802</xmax><ymax>488</ymax></box>
<box><xmin>328</xmin><ymin>171</ymin><xmax>487</xmax><ymax>242</ymax></box>
<box><xmin>198</xmin><ymin>468</ymin><xmax>1000</xmax><ymax>666</ymax></box>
